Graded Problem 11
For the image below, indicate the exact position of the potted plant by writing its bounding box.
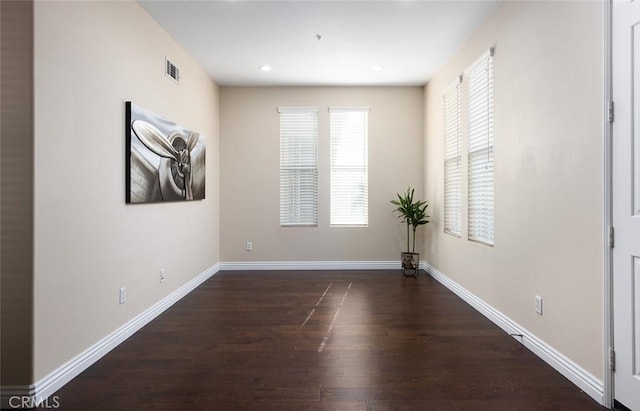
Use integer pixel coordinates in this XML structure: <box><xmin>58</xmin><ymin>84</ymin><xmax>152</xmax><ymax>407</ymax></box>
<box><xmin>391</xmin><ymin>187</ymin><xmax>430</xmax><ymax>277</ymax></box>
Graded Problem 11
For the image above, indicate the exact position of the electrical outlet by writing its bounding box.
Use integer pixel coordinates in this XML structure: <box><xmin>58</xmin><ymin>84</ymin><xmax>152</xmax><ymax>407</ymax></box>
<box><xmin>160</xmin><ymin>269</ymin><xmax>166</xmax><ymax>283</ymax></box>
<box><xmin>535</xmin><ymin>295</ymin><xmax>543</xmax><ymax>315</ymax></box>
<box><xmin>119</xmin><ymin>287</ymin><xmax>127</xmax><ymax>305</ymax></box>
<box><xmin>246</xmin><ymin>241</ymin><xmax>253</xmax><ymax>251</ymax></box>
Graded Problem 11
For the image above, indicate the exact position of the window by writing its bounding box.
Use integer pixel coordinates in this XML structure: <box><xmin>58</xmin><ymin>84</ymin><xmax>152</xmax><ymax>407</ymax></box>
<box><xmin>466</xmin><ymin>48</ymin><xmax>494</xmax><ymax>245</ymax></box>
<box><xmin>443</xmin><ymin>78</ymin><xmax>462</xmax><ymax>236</ymax></box>
<box><xmin>279</xmin><ymin>107</ymin><xmax>318</xmax><ymax>226</ymax></box>
<box><xmin>329</xmin><ymin>107</ymin><xmax>369</xmax><ymax>226</ymax></box>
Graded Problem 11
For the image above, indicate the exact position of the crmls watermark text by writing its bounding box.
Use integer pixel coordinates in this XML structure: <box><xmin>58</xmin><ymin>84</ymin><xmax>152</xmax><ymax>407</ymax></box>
<box><xmin>9</xmin><ymin>396</ymin><xmax>60</xmax><ymax>409</ymax></box>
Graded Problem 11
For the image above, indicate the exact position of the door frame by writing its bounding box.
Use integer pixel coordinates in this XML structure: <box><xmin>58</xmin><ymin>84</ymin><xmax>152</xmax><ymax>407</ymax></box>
<box><xmin>603</xmin><ymin>0</ymin><xmax>613</xmax><ymax>408</ymax></box>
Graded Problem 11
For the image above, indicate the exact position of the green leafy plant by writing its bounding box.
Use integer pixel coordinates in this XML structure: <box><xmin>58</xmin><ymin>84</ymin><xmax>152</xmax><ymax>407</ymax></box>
<box><xmin>391</xmin><ymin>187</ymin><xmax>430</xmax><ymax>253</ymax></box>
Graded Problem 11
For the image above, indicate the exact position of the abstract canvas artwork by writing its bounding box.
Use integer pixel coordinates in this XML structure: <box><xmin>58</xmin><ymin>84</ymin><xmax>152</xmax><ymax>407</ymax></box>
<box><xmin>126</xmin><ymin>102</ymin><xmax>205</xmax><ymax>203</ymax></box>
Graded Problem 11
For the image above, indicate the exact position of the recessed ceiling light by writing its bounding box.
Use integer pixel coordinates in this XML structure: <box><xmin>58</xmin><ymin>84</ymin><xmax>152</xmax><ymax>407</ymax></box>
<box><xmin>259</xmin><ymin>65</ymin><xmax>272</xmax><ymax>72</ymax></box>
<box><xmin>371</xmin><ymin>65</ymin><xmax>384</xmax><ymax>72</ymax></box>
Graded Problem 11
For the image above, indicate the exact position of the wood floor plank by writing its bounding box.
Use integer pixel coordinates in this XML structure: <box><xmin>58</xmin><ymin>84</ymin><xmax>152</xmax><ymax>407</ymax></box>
<box><xmin>42</xmin><ymin>270</ymin><xmax>606</xmax><ymax>410</ymax></box>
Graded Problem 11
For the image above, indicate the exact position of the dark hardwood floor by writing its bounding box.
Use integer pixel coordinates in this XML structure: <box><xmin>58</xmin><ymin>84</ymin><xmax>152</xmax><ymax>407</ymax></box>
<box><xmin>46</xmin><ymin>270</ymin><xmax>606</xmax><ymax>410</ymax></box>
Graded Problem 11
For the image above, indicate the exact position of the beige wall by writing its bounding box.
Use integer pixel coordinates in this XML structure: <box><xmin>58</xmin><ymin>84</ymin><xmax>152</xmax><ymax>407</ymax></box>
<box><xmin>424</xmin><ymin>1</ymin><xmax>603</xmax><ymax>377</ymax></box>
<box><xmin>1</xmin><ymin>0</ymin><xmax>34</xmax><ymax>386</ymax></box>
<box><xmin>33</xmin><ymin>1</ymin><xmax>219</xmax><ymax>381</ymax></box>
<box><xmin>220</xmin><ymin>87</ymin><xmax>424</xmax><ymax>262</ymax></box>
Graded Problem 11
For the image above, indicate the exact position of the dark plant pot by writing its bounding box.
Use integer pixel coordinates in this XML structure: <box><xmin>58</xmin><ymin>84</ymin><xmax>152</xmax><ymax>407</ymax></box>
<box><xmin>401</xmin><ymin>252</ymin><xmax>419</xmax><ymax>277</ymax></box>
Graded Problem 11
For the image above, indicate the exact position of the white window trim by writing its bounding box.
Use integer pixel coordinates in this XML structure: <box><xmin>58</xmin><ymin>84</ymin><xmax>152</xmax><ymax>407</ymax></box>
<box><xmin>329</xmin><ymin>107</ymin><xmax>369</xmax><ymax>227</ymax></box>
<box><xmin>443</xmin><ymin>77</ymin><xmax>463</xmax><ymax>237</ymax></box>
<box><xmin>278</xmin><ymin>107</ymin><xmax>319</xmax><ymax>227</ymax></box>
<box><xmin>465</xmin><ymin>48</ymin><xmax>494</xmax><ymax>246</ymax></box>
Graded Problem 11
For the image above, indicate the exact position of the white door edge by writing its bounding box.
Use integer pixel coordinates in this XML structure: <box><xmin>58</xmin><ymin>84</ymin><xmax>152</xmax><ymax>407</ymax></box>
<box><xmin>602</xmin><ymin>0</ymin><xmax>613</xmax><ymax>408</ymax></box>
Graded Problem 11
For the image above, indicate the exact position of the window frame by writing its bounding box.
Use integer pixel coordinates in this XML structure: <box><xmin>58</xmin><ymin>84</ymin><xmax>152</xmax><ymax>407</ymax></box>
<box><xmin>329</xmin><ymin>107</ymin><xmax>369</xmax><ymax>227</ymax></box>
<box><xmin>443</xmin><ymin>77</ymin><xmax>463</xmax><ymax>237</ymax></box>
<box><xmin>465</xmin><ymin>48</ymin><xmax>495</xmax><ymax>246</ymax></box>
<box><xmin>278</xmin><ymin>107</ymin><xmax>319</xmax><ymax>227</ymax></box>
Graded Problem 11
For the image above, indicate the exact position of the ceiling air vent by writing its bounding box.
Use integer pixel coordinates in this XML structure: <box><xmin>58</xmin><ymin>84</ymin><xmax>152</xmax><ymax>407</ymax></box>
<box><xmin>165</xmin><ymin>58</ymin><xmax>180</xmax><ymax>83</ymax></box>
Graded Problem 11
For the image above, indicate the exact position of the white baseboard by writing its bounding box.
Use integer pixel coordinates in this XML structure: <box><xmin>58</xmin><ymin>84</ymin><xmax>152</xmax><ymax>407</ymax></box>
<box><xmin>1</xmin><ymin>263</ymin><xmax>220</xmax><ymax>409</ymax></box>
<box><xmin>424</xmin><ymin>262</ymin><xmax>605</xmax><ymax>406</ymax></box>
<box><xmin>220</xmin><ymin>260</ymin><xmax>401</xmax><ymax>271</ymax></box>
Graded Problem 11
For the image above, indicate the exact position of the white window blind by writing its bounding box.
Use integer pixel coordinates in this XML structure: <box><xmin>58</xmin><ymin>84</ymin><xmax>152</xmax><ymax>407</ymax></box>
<box><xmin>279</xmin><ymin>107</ymin><xmax>318</xmax><ymax>227</ymax></box>
<box><xmin>443</xmin><ymin>78</ymin><xmax>462</xmax><ymax>237</ymax></box>
<box><xmin>466</xmin><ymin>48</ymin><xmax>494</xmax><ymax>245</ymax></box>
<box><xmin>329</xmin><ymin>107</ymin><xmax>369</xmax><ymax>226</ymax></box>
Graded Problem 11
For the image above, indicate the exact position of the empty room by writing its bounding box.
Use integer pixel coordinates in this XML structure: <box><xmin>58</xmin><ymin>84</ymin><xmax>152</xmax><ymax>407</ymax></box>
<box><xmin>1</xmin><ymin>0</ymin><xmax>634</xmax><ymax>409</ymax></box>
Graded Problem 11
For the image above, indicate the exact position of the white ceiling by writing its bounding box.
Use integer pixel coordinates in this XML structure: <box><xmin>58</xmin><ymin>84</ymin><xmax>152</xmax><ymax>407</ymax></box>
<box><xmin>138</xmin><ymin>0</ymin><xmax>501</xmax><ymax>87</ymax></box>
